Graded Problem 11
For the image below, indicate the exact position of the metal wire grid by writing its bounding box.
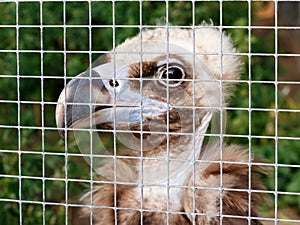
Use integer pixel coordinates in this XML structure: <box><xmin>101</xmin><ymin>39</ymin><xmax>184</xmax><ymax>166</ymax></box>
<box><xmin>0</xmin><ymin>1</ymin><xmax>299</xmax><ymax>225</ymax></box>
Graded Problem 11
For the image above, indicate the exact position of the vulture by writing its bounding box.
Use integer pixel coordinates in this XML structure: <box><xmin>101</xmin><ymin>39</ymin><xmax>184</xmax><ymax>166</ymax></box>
<box><xmin>56</xmin><ymin>25</ymin><xmax>266</xmax><ymax>225</ymax></box>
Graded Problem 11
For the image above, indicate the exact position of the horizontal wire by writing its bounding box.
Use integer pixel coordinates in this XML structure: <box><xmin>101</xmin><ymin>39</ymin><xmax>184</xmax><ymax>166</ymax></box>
<box><xmin>0</xmin><ymin>24</ymin><xmax>300</xmax><ymax>29</ymax></box>
<box><xmin>1</xmin><ymin>49</ymin><xmax>300</xmax><ymax>57</ymax></box>
<box><xmin>1</xmin><ymin>124</ymin><xmax>300</xmax><ymax>141</ymax></box>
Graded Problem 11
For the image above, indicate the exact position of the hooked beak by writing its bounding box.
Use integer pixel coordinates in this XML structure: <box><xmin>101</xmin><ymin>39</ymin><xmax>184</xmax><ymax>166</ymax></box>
<box><xmin>55</xmin><ymin>62</ymin><xmax>168</xmax><ymax>140</ymax></box>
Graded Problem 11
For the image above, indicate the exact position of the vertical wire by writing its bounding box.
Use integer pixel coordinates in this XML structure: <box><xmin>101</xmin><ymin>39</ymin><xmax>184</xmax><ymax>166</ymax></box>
<box><xmin>274</xmin><ymin>1</ymin><xmax>279</xmax><ymax>224</ymax></box>
<box><xmin>62</xmin><ymin>1</ymin><xmax>69</xmax><ymax>224</ymax></box>
<box><xmin>247</xmin><ymin>1</ymin><xmax>252</xmax><ymax>224</ymax></box>
<box><xmin>88</xmin><ymin>1</ymin><xmax>94</xmax><ymax>224</ymax></box>
<box><xmin>40</xmin><ymin>1</ymin><xmax>46</xmax><ymax>225</ymax></box>
<box><xmin>165</xmin><ymin>1</ymin><xmax>170</xmax><ymax>224</ymax></box>
<box><xmin>111</xmin><ymin>2</ymin><xmax>118</xmax><ymax>225</ymax></box>
<box><xmin>16</xmin><ymin>1</ymin><xmax>22</xmax><ymax>225</ymax></box>
<box><xmin>139</xmin><ymin>1</ymin><xmax>144</xmax><ymax>224</ymax></box>
<box><xmin>191</xmin><ymin>1</ymin><xmax>196</xmax><ymax>225</ymax></box>
<box><xmin>219</xmin><ymin>1</ymin><xmax>224</xmax><ymax>224</ymax></box>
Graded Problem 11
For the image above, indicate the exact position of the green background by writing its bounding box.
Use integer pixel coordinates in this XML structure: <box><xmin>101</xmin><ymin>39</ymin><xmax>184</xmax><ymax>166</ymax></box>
<box><xmin>0</xmin><ymin>1</ymin><xmax>299</xmax><ymax>224</ymax></box>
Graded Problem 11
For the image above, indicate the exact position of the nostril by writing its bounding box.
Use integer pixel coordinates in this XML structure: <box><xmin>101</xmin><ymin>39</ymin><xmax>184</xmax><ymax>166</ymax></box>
<box><xmin>109</xmin><ymin>79</ymin><xmax>119</xmax><ymax>87</ymax></box>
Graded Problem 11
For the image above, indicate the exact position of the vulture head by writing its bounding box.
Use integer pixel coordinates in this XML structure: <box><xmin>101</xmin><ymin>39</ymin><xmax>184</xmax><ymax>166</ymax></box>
<box><xmin>56</xmin><ymin>26</ymin><xmax>265</xmax><ymax>225</ymax></box>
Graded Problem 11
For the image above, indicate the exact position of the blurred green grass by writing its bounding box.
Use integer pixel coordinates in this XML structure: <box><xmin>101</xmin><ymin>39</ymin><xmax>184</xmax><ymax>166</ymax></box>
<box><xmin>0</xmin><ymin>1</ymin><xmax>300</xmax><ymax>225</ymax></box>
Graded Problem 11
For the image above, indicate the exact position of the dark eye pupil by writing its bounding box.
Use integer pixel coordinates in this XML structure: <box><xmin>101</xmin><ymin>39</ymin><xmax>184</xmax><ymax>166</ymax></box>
<box><xmin>109</xmin><ymin>79</ymin><xmax>119</xmax><ymax>87</ymax></box>
<box><xmin>158</xmin><ymin>65</ymin><xmax>185</xmax><ymax>87</ymax></box>
<box><xmin>162</xmin><ymin>68</ymin><xmax>183</xmax><ymax>82</ymax></box>
<box><xmin>169</xmin><ymin>68</ymin><xmax>183</xmax><ymax>80</ymax></box>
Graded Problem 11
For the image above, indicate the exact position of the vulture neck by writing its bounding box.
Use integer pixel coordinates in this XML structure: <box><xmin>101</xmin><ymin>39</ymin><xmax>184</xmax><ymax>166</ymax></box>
<box><xmin>97</xmin><ymin>112</ymin><xmax>212</xmax><ymax>210</ymax></box>
<box><xmin>139</xmin><ymin>112</ymin><xmax>212</xmax><ymax>210</ymax></box>
<box><xmin>138</xmin><ymin>110</ymin><xmax>212</xmax><ymax>182</ymax></box>
<box><xmin>141</xmin><ymin>124</ymin><xmax>208</xmax><ymax>185</ymax></box>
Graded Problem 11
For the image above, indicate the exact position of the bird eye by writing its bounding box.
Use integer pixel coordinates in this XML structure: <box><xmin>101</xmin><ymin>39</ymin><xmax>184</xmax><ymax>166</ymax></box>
<box><xmin>158</xmin><ymin>65</ymin><xmax>185</xmax><ymax>87</ymax></box>
<box><xmin>109</xmin><ymin>79</ymin><xmax>119</xmax><ymax>88</ymax></box>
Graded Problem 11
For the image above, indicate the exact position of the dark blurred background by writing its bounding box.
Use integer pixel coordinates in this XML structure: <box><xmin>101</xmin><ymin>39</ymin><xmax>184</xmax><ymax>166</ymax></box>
<box><xmin>0</xmin><ymin>1</ymin><xmax>299</xmax><ymax>224</ymax></box>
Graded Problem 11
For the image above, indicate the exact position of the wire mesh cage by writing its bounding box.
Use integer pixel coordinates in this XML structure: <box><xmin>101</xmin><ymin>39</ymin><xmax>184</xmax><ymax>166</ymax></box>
<box><xmin>0</xmin><ymin>1</ymin><xmax>300</xmax><ymax>225</ymax></box>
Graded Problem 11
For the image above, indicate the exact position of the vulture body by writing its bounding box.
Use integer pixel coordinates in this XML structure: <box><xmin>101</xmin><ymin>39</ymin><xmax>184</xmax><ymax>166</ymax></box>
<box><xmin>56</xmin><ymin>26</ymin><xmax>265</xmax><ymax>225</ymax></box>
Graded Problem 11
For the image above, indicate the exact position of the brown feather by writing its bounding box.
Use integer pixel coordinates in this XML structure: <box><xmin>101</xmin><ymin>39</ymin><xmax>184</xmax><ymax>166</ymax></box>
<box><xmin>79</xmin><ymin>145</ymin><xmax>266</xmax><ymax>225</ymax></box>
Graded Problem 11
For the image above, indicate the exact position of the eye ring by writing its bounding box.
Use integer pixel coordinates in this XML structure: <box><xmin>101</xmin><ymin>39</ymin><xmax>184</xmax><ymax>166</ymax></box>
<box><xmin>157</xmin><ymin>65</ymin><xmax>185</xmax><ymax>88</ymax></box>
